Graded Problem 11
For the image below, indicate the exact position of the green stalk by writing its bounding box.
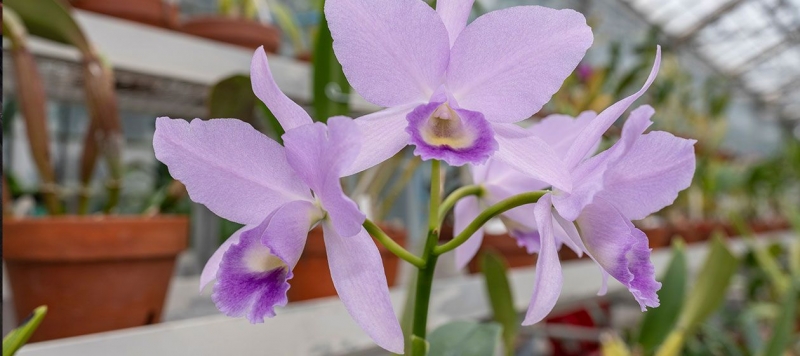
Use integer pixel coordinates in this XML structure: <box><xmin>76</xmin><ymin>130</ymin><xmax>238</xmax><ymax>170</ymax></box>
<box><xmin>364</xmin><ymin>219</ymin><xmax>425</xmax><ymax>268</ymax></box>
<box><xmin>434</xmin><ymin>191</ymin><xmax>547</xmax><ymax>256</ymax></box>
<box><xmin>437</xmin><ymin>185</ymin><xmax>484</xmax><ymax>225</ymax></box>
<box><xmin>411</xmin><ymin>160</ymin><xmax>442</xmax><ymax>355</ymax></box>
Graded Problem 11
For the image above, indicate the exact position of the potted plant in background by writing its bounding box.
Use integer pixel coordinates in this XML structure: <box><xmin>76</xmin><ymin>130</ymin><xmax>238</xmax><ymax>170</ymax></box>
<box><xmin>2</xmin><ymin>0</ymin><xmax>188</xmax><ymax>342</ymax></box>
<box><xmin>67</xmin><ymin>0</ymin><xmax>180</xmax><ymax>29</ymax></box>
<box><xmin>180</xmin><ymin>0</ymin><xmax>281</xmax><ymax>52</ymax></box>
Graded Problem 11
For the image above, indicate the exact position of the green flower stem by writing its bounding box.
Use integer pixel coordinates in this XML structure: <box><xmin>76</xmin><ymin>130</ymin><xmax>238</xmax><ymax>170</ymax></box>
<box><xmin>433</xmin><ymin>190</ymin><xmax>548</xmax><ymax>256</ymax></box>
<box><xmin>364</xmin><ymin>219</ymin><xmax>425</xmax><ymax>268</ymax></box>
<box><xmin>437</xmin><ymin>185</ymin><xmax>484</xmax><ymax>225</ymax></box>
<box><xmin>411</xmin><ymin>160</ymin><xmax>443</xmax><ymax>355</ymax></box>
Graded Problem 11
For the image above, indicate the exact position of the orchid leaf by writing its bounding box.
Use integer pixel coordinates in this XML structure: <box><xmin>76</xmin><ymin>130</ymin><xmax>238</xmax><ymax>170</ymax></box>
<box><xmin>209</xmin><ymin>75</ymin><xmax>257</xmax><ymax>123</ymax></box>
<box><xmin>2</xmin><ymin>7</ymin><xmax>61</xmax><ymax>215</ymax></box>
<box><xmin>427</xmin><ymin>321</ymin><xmax>502</xmax><ymax>356</ymax></box>
<box><xmin>762</xmin><ymin>282</ymin><xmax>797</xmax><ymax>356</ymax></box>
<box><xmin>5</xmin><ymin>0</ymin><xmax>92</xmax><ymax>54</ymax></box>
<box><xmin>2</xmin><ymin>305</ymin><xmax>47</xmax><ymax>356</ymax></box>
<box><xmin>312</xmin><ymin>2</ymin><xmax>350</xmax><ymax>122</ymax></box>
<box><xmin>270</xmin><ymin>1</ymin><xmax>306</xmax><ymax>54</ymax></box>
<box><xmin>2</xmin><ymin>98</ymin><xmax>18</xmax><ymax>134</ymax></box>
<box><xmin>731</xmin><ymin>213</ymin><xmax>790</xmax><ymax>295</ymax></box>
<box><xmin>655</xmin><ymin>234</ymin><xmax>739</xmax><ymax>356</ymax></box>
<box><xmin>637</xmin><ymin>238</ymin><xmax>687</xmax><ymax>352</ymax></box>
<box><xmin>256</xmin><ymin>102</ymin><xmax>285</xmax><ymax>144</ymax></box>
<box><xmin>480</xmin><ymin>251</ymin><xmax>518</xmax><ymax>356</ymax></box>
<box><xmin>600</xmin><ymin>332</ymin><xmax>631</xmax><ymax>356</ymax></box>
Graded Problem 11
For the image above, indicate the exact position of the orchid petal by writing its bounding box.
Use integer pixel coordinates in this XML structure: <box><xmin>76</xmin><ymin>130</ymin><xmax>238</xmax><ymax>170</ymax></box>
<box><xmin>529</xmin><ymin>111</ymin><xmax>597</xmax><ymax>158</ymax></box>
<box><xmin>454</xmin><ymin>196</ymin><xmax>485</xmax><ymax>269</ymax></box>
<box><xmin>492</xmin><ymin>123</ymin><xmax>572</xmax><ymax>192</ymax></box>
<box><xmin>523</xmin><ymin>194</ymin><xmax>563</xmax><ymax>325</ymax></box>
<box><xmin>212</xmin><ymin>224</ymin><xmax>292</xmax><ymax>323</ymax></box>
<box><xmin>258</xmin><ymin>200</ymin><xmax>319</xmax><ymax>269</ymax></box>
<box><xmin>552</xmin><ymin>211</ymin><xmax>584</xmax><ymax>257</ymax></box>
<box><xmin>325</xmin><ymin>0</ymin><xmax>450</xmax><ymax>107</ymax></box>
<box><xmin>342</xmin><ymin>106</ymin><xmax>415</xmax><ymax>176</ymax></box>
<box><xmin>250</xmin><ymin>47</ymin><xmax>313</xmax><ymax>131</ymax></box>
<box><xmin>599</xmin><ymin>131</ymin><xmax>696</xmax><ymax>220</ymax></box>
<box><xmin>322</xmin><ymin>222</ymin><xmax>404</xmax><ymax>353</ymax></box>
<box><xmin>436</xmin><ymin>0</ymin><xmax>475</xmax><ymax>46</ymax></box>
<box><xmin>447</xmin><ymin>6</ymin><xmax>592</xmax><ymax>123</ymax></box>
<box><xmin>576</xmin><ymin>199</ymin><xmax>661</xmax><ymax>310</ymax></box>
<box><xmin>153</xmin><ymin>117</ymin><xmax>310</xmax><ymax>225</ymax></box>
<box><xmin>200</xmin><ymin>225</ymin><xmax>251</xmax><ymax>292</ymax></box>
<box><xmin>283</xmin><ymin>117</ymin><xmax>365</xmax><ymax>237</ymax></box>
<box><xmin>563</xmin><ymin>47</ymin><xmax>661</xmax><ymax>169</ymax></box>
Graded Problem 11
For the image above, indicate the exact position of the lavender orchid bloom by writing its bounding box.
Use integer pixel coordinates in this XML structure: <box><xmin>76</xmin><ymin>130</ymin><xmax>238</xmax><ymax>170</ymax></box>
<box><xmin>520</xmin><ymin>48</ymin><xmax>697</xmax><ymax>325</ymax></box>
<box><xmin>524</xmin><ymin>104</ymin><xmax>696</xmax><ymax>325</ymax></box>
<box><xmin>325</xmin><ymin>0</ymin><xmax>593</xmax><ymax>191</ymax></box>
<box><xmin>151</xmin><ymin>48</ymin><xmax>403</xmax><ymax>353</ymax></box>
<box><xmin>456</xmin><ymin>48</ymin><xmax>694</xmax><ymax>325</ymax></box>
<box><xmin>454</xmin><ymin>111</ymin><xmax>597</xmax><ymax>268</ymax></box>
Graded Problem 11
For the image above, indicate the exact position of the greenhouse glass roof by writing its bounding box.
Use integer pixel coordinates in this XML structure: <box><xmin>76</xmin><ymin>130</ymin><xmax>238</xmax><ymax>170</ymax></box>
<box><xmin>623</xmin><ymin>0</ymin><xmax>800</xmax><ymax>123</ymax></box>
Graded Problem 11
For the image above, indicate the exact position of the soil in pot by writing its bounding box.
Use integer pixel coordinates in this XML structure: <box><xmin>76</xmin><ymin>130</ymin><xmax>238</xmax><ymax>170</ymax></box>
<box><xmin>180</xmin><ymin>17</ymin><xmax>281</xmax><ymax>52</ymax></box>
<box><xmin>3</xmin><ymin>216</ymin><xmax>188</xmax><ymax>341</ymax></box>
<box><xmin>69</xmin><ymin>0</ymin><xmax>179</xmax><ymax>29</ymax></box>
<box><xmin>287</xmin><ymin>223</ymin><xmax>406</xmax><ymax>301</ymax></box>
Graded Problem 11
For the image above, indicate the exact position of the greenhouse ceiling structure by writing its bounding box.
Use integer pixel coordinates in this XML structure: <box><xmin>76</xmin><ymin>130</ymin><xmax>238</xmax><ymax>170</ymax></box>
<box><xmin>622</xmin><ymin>0</ymin><xmax>800</xmax><ymax>125</ymax></box>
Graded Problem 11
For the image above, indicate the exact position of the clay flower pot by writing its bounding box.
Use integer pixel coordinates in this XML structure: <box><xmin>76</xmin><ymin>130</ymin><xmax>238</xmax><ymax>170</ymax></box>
<box><xmin>641</xmin><ymin>225</ymin><xmax>672</xmax><ymax>249</ymax></box>
<box><xmin>3</xmin><ymin>216</ymin><xmax>188</xmax><ymax>341</ymax></box>
<box><xmin>287</xmin><ymin>223</ymin><xmax>406</xmax><ymax>301</ymax></box>
<box><xmin>180</xmin><ymin>17</ymin><xmax>281</xmax><ymax>52</ymax></box>
<box><xmin>69</xmin><ymin>0</ymin><xmax>179</xmax><ymax>29</ymax></box>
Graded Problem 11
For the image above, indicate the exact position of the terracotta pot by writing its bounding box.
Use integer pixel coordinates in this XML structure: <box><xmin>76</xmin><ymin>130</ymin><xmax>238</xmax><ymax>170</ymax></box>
<box><xmin>3</xmin><ymin>216</ymin><xmax>188</xmax><ymax>341</ymax></box>
<box><xmin>287</xmin><ymin>223</ymin><xmax>406</xmax><ymax>301</ymax></box>
<box><xmin>180</xmin><ymin>17</ymin><xmax>281</xmax><ymax>52</ymax></box>
<box><xmin>438</xmin><ymin>223</ymin><xmax>537</xmax><ymax>274</ymax></box>
<box><xmin>641</xmin><ymin>225</ymin><xmax>672</xmax><ymax>249</ymax></box>
<box><xmin>69</xmin><ymin>0</ymin><xmax>179</xmax><ymax>29</ymax></box>
<box><xmin>466</xmin><ymin>233</ymin><xmax>537</xmax><ymax>274</ymax></box>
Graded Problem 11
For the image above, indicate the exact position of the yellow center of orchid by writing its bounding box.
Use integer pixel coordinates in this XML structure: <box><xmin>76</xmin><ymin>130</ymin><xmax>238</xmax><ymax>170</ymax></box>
<box><xmin>420</xmin><ymin>103</ymin><xmax>475</xmax><ymax>149</ymax></box>
<box><xmin>244</xmin><ymin>245</ymin><xmax>288</xmax><ymax>273</ymax></box>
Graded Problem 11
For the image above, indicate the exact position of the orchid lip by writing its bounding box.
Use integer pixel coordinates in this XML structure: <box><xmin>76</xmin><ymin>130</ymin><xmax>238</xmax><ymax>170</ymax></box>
<box><xmin>406</xmin><ymin>101</ymin><xmax>498</xmax><ymax>166</ymax></box>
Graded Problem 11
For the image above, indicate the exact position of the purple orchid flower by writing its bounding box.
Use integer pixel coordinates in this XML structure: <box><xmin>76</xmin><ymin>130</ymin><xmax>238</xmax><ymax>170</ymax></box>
<box><xmin>525</xmin><ymin>104</ymin><xmax>696</xmax><ymax>325</ymax></box>
<box><xmin>454</xmin><ymin>111</ymin><xmax>597</xmax><ymax>268</ymax></box>
<box><xmin>325</xmin><ymin>0</ymin><xmax>594</xmax><ymax>191</ymax></box>
<box><xmin>455</xmin><ymin>47</ymin><xmax>695</xmax><ymax>325</ymax></box>
<box><xmin>151</xmin><ymin>48</ymin><xmax>403</xmax><ymax>353</ymax></box>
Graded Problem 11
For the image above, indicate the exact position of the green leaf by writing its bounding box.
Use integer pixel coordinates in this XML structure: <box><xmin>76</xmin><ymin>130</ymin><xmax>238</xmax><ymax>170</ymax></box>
<box><xmin>655</xmin><ymin>235</ymin><xmax>739</xmax><ymax>356</ymax></box>
<box><xmin>2</xmin><ymin>98</ymin><xmax>18</xmax><ymax>134</ymax></box>
<box><xmin>400</xmin><ymin>268</ymin><xmax>419</xmax><ymax>356</ymax></box>
<box><xmin>762</xmin><ymin>282</ymin><xmax>797</xmax><ymax>356</ymax></box>
<box><xmin>411</xmin><ymin>335</ymin><xmax>430</xmax><ymax>356</ymax></box>
<box><xmin>270</xmin><ymin>1</ymin><xmax>306</xmax><ymax>53</ymax></box>
<box><xmin>256</xmin><ymin>102</ymin><xmax>285</xmax><ymax>144</ymax></box>
<box><xmin>312</xmin><ymin>3</ymin><xmax>350</xmax><ymax>122</ymax></box>
<box><xmin>208</xmin><ymin>75</ymin><xmax>257</xmax><ymax>122</ymax></box>
<box><xmin>600</xmin><ymin>332</ymin><xmax>631</xmax><ymax>356</ymax></box>
<box><xmin>3</xmin><ymin>305</ymin><xmax>47</xmax><ymax>356</ymax></box>
<box><xmin>5</xmin><ymin>0</ymin><xmax>92</xmax><ymax>54</ymax></box>
<box><xmin>731</xmin><ymin>213</ymin><xmax>790</xmax><ymax>295</ymax></box>
<box><xmin>637</xmin><ymin>239</ymin><xmax>687</xmax><ymax>352</ymax></box>
<box><xmin>480</xmin><ymin>251</ymin><xmax>518</xmax><ymax>356</ymax></box>
<box><xmin>427</xmin><ymin>321</ymin><xmax>502</xmax><ymax>356</ymax></box>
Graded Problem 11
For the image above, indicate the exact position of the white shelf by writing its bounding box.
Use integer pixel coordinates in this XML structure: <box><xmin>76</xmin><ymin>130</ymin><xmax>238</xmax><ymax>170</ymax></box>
<box><xmin>16</xmin><ymin>232</ymin><xmax>793</xmax><ymax>356</ymax></box>
<box><xmin>4</xmin><ymin>10</ymin><xmax>378</xmax><ymax>113</ymax></box>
